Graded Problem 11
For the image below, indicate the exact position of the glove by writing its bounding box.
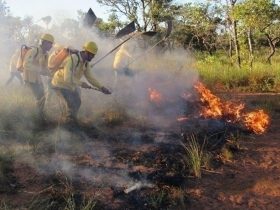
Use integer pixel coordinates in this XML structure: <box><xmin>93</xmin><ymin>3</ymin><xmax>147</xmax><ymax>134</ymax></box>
<box><xmin>81</xmin><ymin>82</ymin><xmax>92</xmax><ymax>89</ymax></box>
<box><xmin>100</xmin><ymin>86</ymin><xmax>111</xmax><ymax>94</ymax></box>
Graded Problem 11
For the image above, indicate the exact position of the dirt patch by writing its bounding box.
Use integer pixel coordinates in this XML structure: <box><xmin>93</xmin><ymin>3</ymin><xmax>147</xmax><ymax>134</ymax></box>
<box><xmin>185</xmin><ymin>110</ymin><xmax>280</xmax><ymax>209</ymax></box>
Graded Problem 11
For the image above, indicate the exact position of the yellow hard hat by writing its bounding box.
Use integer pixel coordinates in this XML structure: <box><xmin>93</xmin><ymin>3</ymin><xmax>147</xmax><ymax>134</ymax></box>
<box><xmin>41</xmin><ymin>33</ymin><xmax>54</xmax><ymax>43</ymax></box>
<box><xmin>83</xmin><ymin>41</ymin><xmax>98</xmax><ymax>54</ymax></box>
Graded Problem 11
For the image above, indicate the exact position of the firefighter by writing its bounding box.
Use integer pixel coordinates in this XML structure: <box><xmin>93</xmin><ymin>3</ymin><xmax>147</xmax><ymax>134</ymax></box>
<box><xmin>113</xmin><ymin>43</ymin><xmax>135</xmax><ymax>78</ymax></box>
<box><xmin>5</xmin><ymin>49</ymin><xmax>24</xmax><ymax>86</ymax></box>
<box><xmin>45</xmin><ymin>44</ymin><xmax>64</xmax><ymax>104</ymax></box>
<box><xmin>51</xmin><ymin>41</ymin><xmax>111</xmax><ymax>124</ymax></box>
<box><xmin>22</xmin><ymin>33</ymin><xmax>54</xmax><ymax>121</ymax></box>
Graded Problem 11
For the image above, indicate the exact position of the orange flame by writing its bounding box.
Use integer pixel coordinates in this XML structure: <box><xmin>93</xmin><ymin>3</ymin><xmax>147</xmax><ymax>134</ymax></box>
<box><xmin>194</xmin><ymin>82</ymin><xmax>270</xmax><ymax>134</ymax></box>
<box><xmin>148</xmin><ymin>88</ymin><xmax>162</xmax><ymax>104</ymax></box>
<box><xmin>243</xmin><ymin>110</ymin><xmax>270</xmax><ymax>134</ymax></box>
<box><xmin>194</xmin><ymin>82</ymin><xmax>244</xmax><ymax>122</ymax></box>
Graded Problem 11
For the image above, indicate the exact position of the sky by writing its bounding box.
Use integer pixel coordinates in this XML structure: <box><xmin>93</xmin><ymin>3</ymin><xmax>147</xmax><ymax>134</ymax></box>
<box><xmin>5</xmin><ymin>0</ymin><xmax>108</xmax><ymax>22</ymax></box>
<box><xmin>5</xmin><ymin>0</ymin><xmax>193</xmax><ymax>22</ymax></box>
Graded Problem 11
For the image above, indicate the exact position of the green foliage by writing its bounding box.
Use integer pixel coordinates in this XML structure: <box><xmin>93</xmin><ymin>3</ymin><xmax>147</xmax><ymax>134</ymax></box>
<box><xmin>172</xmin><ymin>2</ymin><xmax>220</xmax><ymax>53</ymax></box>
<box><xmin>97</xmin><ymin>0</ymin><xmax>174</xmax><ymax>31</ymax></box>
<box><xmin>234</xmin><ymin>0</ymin><xmax>279</xmax><ymax>30</ymax></box>
<box><xmin>95</xmin><ymin>13</ymin><xmax>123</xmax><ymax>35</ymax></box>
<box><xmin>196</xmin><ymin>52</ymin><xmax>280</xmax><ymax>92</ymax></box>
<box><xmin>149</xmin><ymin>190</ymin><xmax>167</xmax><ymax>209</ymax></box>
<box><xmin>182</xmin><ymin>135</ymin><xmax>206</xmax><ymax>178</ymax></box>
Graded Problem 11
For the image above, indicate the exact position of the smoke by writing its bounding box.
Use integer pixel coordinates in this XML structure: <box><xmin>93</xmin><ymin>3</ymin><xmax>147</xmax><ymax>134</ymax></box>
<box><xmin>0</xmin><ymin>10</ymin><xmax>198</xmax><ymax>191</ymax></box>
<box><xmin>79</xmin><ymin>45</ymin><xmax>199</xmax><ymax>129</ymax></box>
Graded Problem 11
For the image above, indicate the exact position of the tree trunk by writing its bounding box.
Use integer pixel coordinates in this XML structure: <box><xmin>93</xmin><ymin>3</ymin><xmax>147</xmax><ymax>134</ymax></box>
<box><xmin>232</xmin><ymin>20</ymin><xmax>241</xmax><ymax>68</ymax></box>
<box><xmin>202</xmin><ymin>38</ymin><xmax>212</xmax><ymax>55</ymax></box>
<box><xmin>228</xmin><ymin>38</ymin><xmax>233</xmax><ymax>58</ymax></box>
<box><xmin>265</xmin><ymin>33</ymin><xmax>276</xmax><ymax>65</ymax></box>
<box><xmin>228</xmin><ymin>0</ymin><xmax>241</xmax><ymax>68</ymax></box>
<box><xmin>247</xmin><ymin>28</ymin><xmax>254</xmax><ymax>69</ymax></box>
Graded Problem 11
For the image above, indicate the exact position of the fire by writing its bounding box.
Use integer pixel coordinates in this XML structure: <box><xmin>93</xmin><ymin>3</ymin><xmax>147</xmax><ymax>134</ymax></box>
<box><xmin>148</xmin><ymin>88</ymin><xmax>162</xmax><ymax>104</ymax></box>
<box><xmin>193</xmin><ymin>82</ymin><xmax>270</xmax><ymax>134</ymax></box>
<box><xmin>243</xmin><ymin>110</ymin><xmax>270</xmax><ymax>134</ymax></box>
<box><xmin>194</xmin><ymin>82</ymin><xmax>244</xmax><ymax>122</ymax></box>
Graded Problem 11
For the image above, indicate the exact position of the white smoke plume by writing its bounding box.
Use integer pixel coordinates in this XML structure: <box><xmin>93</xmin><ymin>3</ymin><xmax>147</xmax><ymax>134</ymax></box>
<box><xmin>0</xmin><ymin>6</ymin><xmax>198</xmax><ymax>191</ymax></box>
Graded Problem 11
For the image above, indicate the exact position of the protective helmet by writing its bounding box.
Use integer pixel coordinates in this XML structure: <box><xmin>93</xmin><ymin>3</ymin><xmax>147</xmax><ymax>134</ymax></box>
<box><xmin>83</xmin><ymin>41</ymin><xmax>98</xmax><ymax>54</ymax></box>
<box><xmin>41</xmin><ymin>33</ymin><xmax>54</xmax><ymax>43</ymax></box>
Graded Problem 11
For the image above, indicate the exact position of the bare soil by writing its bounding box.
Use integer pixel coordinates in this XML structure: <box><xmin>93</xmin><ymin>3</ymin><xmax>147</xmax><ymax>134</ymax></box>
<box><xmin>186</xmin><ymin>115</ymin><xmax>280</xmax><ymax>210</ymax></box>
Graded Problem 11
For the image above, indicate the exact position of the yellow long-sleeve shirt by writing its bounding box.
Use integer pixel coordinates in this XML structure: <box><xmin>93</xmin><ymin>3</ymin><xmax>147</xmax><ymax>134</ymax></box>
<box><xmin>113</xmin><ymin>45</ymin><xmax>132</xmax><ymax>70</ymax></box>
<box><xmin>9</xmin><ymin>50</ymin><xmax>20</xmax><ymax>73</ymax></box>
<box><xmin>51</xmin><ymin>52</ymin><xmax>102</xmax><ymax>91</ymax></box>
<box><xmin>22</xmin><ymin>46</ymin><xmax>48</xmax><ymax>83</ymax></box>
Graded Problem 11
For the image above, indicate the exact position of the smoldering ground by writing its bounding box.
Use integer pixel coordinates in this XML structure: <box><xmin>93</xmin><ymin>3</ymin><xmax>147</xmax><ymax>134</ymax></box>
<box><xmin>0</xmin><ymin>13</ymin><xmax>198</xmax><ymax>204</ymax></box>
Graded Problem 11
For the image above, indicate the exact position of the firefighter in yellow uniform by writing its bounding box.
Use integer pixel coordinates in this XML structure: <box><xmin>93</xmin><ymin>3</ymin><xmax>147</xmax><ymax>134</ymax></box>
<box><xmin>22</xmin><ymin>33</ymin><xmax>54</xmax><ymax>121</ymax></box>
<box><xmin>51</xmin><ymin>41</ymin><xmax>111</xmax><ymax>124</ymax></box>
<box><xmin>45</xmin><ymin>44</ymin><xmax>64</xmax><ymax>104</ymax></box>
<box><xmin>6</xmin><ymin>49</ymin><xmax>24</xmax><ymax>86</ymax></box>
<box><xmin>113</xmin><ymin>43</ymin><xmax>135</xmax><ymax>77</ymax></box>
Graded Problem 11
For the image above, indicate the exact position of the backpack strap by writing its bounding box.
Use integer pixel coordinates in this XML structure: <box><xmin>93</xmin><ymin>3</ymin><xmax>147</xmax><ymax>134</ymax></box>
<box><xmin>69</xmin><ymin>52</ymin><xmax>80</xmax><ymax>84</ymax></box>
<box><xmin>75</xmin><ymin>52</ymin><xmax>80</xmax><ymax>69</ymax></box>
<box><xmin>69</xmin><ymin>53</ymin><xmax>80</xmax><ymax>70</ymax></box>
<box><xmin>20</xmin><ymin>45</ymin><xmax>30</xmax><ymax>60</ymax></box>
<box><xmin>33</xmin><ymin>47</ymin><xmax>39</xmax><ymax>59</ymax></box>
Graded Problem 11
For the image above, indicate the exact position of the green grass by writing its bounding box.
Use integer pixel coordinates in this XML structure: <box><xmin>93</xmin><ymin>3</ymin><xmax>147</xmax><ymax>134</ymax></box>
<box><xmin>195</xmin><ymin>51</ymin><xmax>280</xmax><ymax>92</ymax></box>
<box><xmin>182</xmin><ymin>135</ymin><xmax>206</xmax><ymax>178</ymax></box>
<box><xmin>149</xmin><ymin>190</ymin><xmax>167</xmax><ymax>209</ymax></box>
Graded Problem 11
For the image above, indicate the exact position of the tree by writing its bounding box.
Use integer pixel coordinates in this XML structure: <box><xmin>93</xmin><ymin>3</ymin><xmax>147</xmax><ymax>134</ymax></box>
<box><xmin>235</xmin><ymin>0</ymin><xmax>280</xmax><ymax>64</ymax></box>
<box><xmin>96</xmin><ymin>0</ymin><xmax>174</xmax><ymax>31</ymax></box>
<box><xmin>41</xmin><ymin>16</ymin><xmax>52</xmax><ymax>29</ymax></box>
<box><xmin>0</xmin><ymin>0</ymin><xmax>9</xmax><ymax>18</ymax></box>
<box><xmin>228</xmin><ymin>0</ymin><xmax>241</xmax><ymax>68</ymax></box>
<box><xmin>95</xmin><ymin>13</ymin><xmax>123</xmax><ymax>36</ymax></box>
<box><xmin>172</xmin><ymin>3</ymin><xmax>221</xmax><ymax>54</ymax></box>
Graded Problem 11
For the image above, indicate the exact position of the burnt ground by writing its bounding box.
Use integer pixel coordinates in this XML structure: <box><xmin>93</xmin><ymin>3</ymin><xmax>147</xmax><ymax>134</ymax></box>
<box><xmin>0</xmin><ymin>93</ymin><xmax>280</xmax><ymax>209</ymax></box>
<box><xmin>186</xmin><ymin>119</ymin><xmax>280</xmax><ymax>210</ymax></box>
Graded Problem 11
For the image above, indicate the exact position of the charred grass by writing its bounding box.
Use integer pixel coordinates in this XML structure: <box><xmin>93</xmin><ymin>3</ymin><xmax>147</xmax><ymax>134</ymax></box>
<box><xmin>0</xmin><ymin>87</ymin><xmax>273</xmax><ymax>209</ymax></box>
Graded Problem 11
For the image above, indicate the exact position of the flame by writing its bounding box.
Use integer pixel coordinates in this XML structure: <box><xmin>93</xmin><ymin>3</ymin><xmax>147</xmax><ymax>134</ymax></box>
<box><xmin>194</xmin><ymin>82</ymin><xmax>244</xmax><ymax>122</ymax></box>
<box><xmin>148</xmin><ymin>88</ymin><xmax>162</xmax><ymax>104</ymax></box>
<box><xmin>243</xmin><ymin>110</ymin><xmax>270</xmax><ymax>134</ymax></box>
<box><xmin>193</xmin><ymin>82</ymin><xmax>270</xmax><ymax>134</ymax></box>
